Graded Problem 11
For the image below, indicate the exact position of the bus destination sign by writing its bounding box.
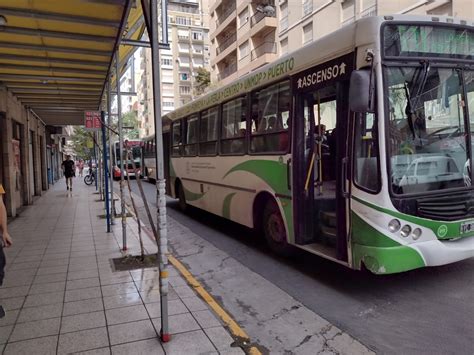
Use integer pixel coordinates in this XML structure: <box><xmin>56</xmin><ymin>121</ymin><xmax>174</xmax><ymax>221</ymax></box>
<box><xmin>293</xmin><ymin>53</ymin><xmax>354</xmax><ymax>92</ymax></box>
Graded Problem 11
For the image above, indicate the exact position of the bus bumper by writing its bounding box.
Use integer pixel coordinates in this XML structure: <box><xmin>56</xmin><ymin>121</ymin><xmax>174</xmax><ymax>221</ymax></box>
<box><xmin>353</xmin><ymin>236</ymin><xmax>474</xmax><ymax>274</ymax></box>
<box><xmin>412</xmin><ymin>236</ymin><xmax>474</xmax><ymax>267</ymax></box>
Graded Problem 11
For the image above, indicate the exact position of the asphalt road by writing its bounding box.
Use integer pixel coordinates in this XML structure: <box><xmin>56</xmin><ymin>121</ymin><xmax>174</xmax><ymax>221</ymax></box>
<box><xmin>126</xmin><ymin>179</ymin><xmax>474</xmax><ymax>354</ymax></box>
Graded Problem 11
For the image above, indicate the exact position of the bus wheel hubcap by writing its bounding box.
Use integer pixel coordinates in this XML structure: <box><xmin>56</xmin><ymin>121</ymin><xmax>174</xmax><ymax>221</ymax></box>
<box><xmin>268</xmin><ymin>214</ymin><xmax>284</xmax><ymax>243</ymax></box>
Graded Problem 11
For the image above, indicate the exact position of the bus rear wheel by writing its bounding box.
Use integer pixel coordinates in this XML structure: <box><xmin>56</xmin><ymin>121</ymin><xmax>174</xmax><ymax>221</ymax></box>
<box><xmin>263</xmin><ymin>200</ymin><xmax>294</xmax><ymax>257</ymax></box>
<box><xmin>177</xmin><ymin>182</ymin><xmax>187</xmax><ymax>212</ymax></box>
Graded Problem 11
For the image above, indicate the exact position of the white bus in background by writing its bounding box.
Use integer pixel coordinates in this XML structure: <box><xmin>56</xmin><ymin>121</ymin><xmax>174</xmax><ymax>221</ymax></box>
<box><xmin>161</xmin><ymin>16</ymin><xmax>474</xmax><ymax>274</ymax></box>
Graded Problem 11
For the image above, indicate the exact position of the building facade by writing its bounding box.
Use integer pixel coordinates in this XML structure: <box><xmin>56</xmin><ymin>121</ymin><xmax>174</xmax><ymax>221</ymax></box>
<box><xmin>209</xmin><ymin>0</ymin><xmax>278</xmax><ymax>86</ymax></box>
<box><xmin>137</xmin><ymin>0</ymin><xmax>211</xmax><ymax>138</ymax></box>
<box><xmin>278</xmin><ymin>0</ymin><xmax>474</xmax><ymax>56</ymax></box>
<box><xmin>209</xmin><ymin>0</ymin><xmax>473</xmax><ymax>86</ymax></box>
<box><xmin>0</xmin><ymin>86</ymin><xmax>69</xmax><ymax>217</ymax></box>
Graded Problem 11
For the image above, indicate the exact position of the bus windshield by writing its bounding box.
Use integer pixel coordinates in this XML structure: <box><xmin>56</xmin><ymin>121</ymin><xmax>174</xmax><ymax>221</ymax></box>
<box><xmin>386</xmin><ymin>66</ymin><xmax>474</xmax><ymax>194</ymax></box>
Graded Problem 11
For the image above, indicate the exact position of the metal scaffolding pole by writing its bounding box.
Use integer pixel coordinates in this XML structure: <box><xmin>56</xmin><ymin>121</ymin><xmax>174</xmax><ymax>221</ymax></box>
<box><xmin>116</xmin><ymin>53</ymin><xmax>127</xmax><ymax>251</ymax></box>
<box><xmin>107</xmin><ymin>78</ymin><xmax>115</xmax><ymax>225</ymax></box>
<box><xmin>150</xmin><ymin>0</ymin><xmax>170</xmax><ymax>342</ymax></box>
<box><xmin>101</xmin><ymin>110</ymin><xmax>111</xmax><ymax>232</ymax></box>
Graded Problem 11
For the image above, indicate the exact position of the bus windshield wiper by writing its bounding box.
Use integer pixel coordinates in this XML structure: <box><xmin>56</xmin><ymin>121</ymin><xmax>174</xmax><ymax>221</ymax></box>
<box><xmin>404</xmin><ymin>61</ymin><xmax>431</xmax><ymax>139</ymax></box>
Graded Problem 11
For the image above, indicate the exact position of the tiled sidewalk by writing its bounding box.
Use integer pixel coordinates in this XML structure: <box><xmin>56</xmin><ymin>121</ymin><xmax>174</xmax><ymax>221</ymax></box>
<box><xmin>0</xmin><ymin>180</ymin><xmax>243</xmax><ymax>354</ymax></box>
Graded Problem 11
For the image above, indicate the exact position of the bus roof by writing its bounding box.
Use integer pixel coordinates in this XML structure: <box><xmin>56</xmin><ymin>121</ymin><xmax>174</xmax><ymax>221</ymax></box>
<box><xmin>163</xmin><ymin>14</ymin><xmax>473</xmax><ymax>122</ymax></box>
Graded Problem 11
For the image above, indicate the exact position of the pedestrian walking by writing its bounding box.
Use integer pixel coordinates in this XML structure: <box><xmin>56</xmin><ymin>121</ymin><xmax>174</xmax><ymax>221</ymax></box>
<box><xmin>78</xmin><ymin>159</ymin><xmax>85</xmax><ymax>177</ymax></box>
<box><xmin>0</xmin><ymin>184</ymin><xmax>13</xmax><ymax>318</ymax></box>
<box><xmin>62</xmin><ymin>155</ymin><xmax>75</xmax><ymax>191</ymax></box>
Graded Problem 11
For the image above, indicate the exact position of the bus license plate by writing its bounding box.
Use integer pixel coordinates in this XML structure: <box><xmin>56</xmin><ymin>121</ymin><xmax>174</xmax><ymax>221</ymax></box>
<box><xmin>460</xmin><ymin>221</ymin><xmax>474</xmax><ymax>234</ymax></box>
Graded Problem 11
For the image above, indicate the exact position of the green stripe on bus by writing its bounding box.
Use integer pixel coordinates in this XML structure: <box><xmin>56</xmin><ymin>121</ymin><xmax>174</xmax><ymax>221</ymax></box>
<box><xmin>222</xmin><ymin>193</ymin><xmax>236</xmax><ymax>219</ymax></box>
<box><xmin>352</xmin><ymin>196</ymin><xmax>474</xmax><ymax>240</ymax></box>
<box><xmin>352</xmin><ymin>244</ymin><xmax>425</xmax><ymax>274</ymax></box>
<box><xmin>183</xmin><ymin>184</ymin><xmax>205</xmax><ymax>202</ymax></box>
<box><xmin>224</xmin><ymin>160</ymin><xmax>289</xmax><ymax>196</ymax></box>
<box><xmin>351</xmin><ymin>212</ymin><xmax>425</xmax><ymax>273</ymax></box>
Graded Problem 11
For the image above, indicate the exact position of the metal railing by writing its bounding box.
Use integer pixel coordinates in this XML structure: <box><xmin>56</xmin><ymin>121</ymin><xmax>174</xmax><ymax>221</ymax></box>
<box><xmin>250</xmin><ymin>42</ymin><xmax>276</xmax><ymax>60</ymax></box>
<box><xmin>216</xmin><ymin>4</ymin><xmax>236</xmax><ymax>27</ymax></box>
<box><xmin>217</xmin><ymin>62</ymin><xmax>237</xmax><ymax>80</ymax></box>
<box><xmin>250</xmin><ymin>9</ymin><xmax>276</xmax><ymax>27</ymax></box>
<box><xmin>216</xmin><ymin>32</ymin><xmax>236</xmax><ymax>55</ymax></box>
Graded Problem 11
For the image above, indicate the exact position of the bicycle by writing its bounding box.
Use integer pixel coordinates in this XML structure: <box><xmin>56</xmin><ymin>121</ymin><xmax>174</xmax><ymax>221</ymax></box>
<box><xmin>84</xmin><ymin>168</ymin><xmax>96</xmax><ymax>185</ymax></box>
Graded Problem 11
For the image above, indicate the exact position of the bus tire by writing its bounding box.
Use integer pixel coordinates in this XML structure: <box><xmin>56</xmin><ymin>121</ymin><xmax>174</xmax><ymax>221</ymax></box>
<box><xmin>177</xmin><ymin>182</ymin><xmax>187</xmax><ymax>212</ymax></box>
<box><xmin>263</xmin><ymin>199</ymin><xmax>294</xmax><ymax>257</ymax></box>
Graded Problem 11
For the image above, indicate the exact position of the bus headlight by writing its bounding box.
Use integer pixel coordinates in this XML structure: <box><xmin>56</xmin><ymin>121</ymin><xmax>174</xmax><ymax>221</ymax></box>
<box><xmin>411</xmin><ymin>228</ymin><xmax>422</xmax><ymax>240</ymax></box>
<box><xmin>400</xmin><ymin>225</ymin><xmax>411</xmax><ymax>238</ymax></box>
<box><xmin>388</xmin><ymin>219</ymin><xmax>401</xmax><ymax>233</ymax></box>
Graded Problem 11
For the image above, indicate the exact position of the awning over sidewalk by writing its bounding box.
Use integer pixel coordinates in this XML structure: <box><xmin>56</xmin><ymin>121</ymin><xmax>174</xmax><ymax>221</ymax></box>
<box><xmin>0</xmin><ymin>0</ymin><xmax>146</xmax><ymax>126</ymax></box>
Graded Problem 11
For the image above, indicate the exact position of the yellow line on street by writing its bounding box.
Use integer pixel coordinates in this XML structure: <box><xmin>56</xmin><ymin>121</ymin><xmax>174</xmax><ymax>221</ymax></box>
<box><xmin>168</xmin><ymin>255</ymin><xmax>262</xmax><ymax>354</ymax></box>
<box><xmin>120</xmin><ymin>196</ymin><xmax>261</xmax><ymax>354</ymax></box>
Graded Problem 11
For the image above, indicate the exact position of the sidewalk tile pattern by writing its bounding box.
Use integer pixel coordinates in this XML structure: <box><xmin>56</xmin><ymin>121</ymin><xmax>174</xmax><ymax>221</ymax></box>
<box><xmin>0</xmin><ymin>182</ymin><xmax>244</xmax><ymax>354</ymax></box>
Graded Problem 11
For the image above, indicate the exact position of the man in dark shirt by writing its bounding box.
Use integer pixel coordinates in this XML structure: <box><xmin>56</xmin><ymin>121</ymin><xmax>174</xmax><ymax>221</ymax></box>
<box><xmin>61</xmin><ymin>155</ymin><xmax>75</xmax><ymax>191</ymax></box>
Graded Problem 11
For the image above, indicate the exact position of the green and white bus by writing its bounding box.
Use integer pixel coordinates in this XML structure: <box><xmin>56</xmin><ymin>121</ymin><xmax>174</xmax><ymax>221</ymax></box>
<box><xmin>163</xmin><ymin>15</ymin><xmax>474</xmax><ymax>274</ymax></box>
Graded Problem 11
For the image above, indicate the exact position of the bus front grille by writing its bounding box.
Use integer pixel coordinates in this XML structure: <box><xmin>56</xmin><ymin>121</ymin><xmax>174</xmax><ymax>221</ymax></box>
<box><xmin>417</xmin><ymin>194</ymin><xmax>474</xmax><ymax>221</ymax></box>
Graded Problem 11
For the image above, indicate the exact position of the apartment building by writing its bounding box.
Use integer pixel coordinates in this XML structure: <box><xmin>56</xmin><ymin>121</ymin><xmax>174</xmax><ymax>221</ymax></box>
<box><xmin>137</xmin><ymin>0</ymin><xmax>211</xmax><ymax>137</ymax></box>
<box><xmin>278</xmin><ymin>0</ymin><xmax>474</xmax><ymax>55</ymax></box>
<box><xmin>209</xmin><ymin>0</ymin><xmax>473</xmax><ymax>87</ymax></box>
<box><xmin>209</xmin><ymin>0</ymin><xmax>278</xmax><ymax>86</ymax></box>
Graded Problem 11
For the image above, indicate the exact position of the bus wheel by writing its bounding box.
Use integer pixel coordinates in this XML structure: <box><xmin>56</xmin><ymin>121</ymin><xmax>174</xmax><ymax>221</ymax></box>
<box><xmin>263</xmin><ymin>200</ymin><xmax>294</xmax><ymax>257</ymax></box>
<box><xmin>177</xmin><ymin>183</ymin><xmax>187</xmax><ymax>212</ymax></box>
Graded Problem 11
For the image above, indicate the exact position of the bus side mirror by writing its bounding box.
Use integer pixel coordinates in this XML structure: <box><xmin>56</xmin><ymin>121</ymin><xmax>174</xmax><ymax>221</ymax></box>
<box><xmin>349</xmin><ymin>70</ymin><xmax>375</xmax><ymax>113</ymax></box>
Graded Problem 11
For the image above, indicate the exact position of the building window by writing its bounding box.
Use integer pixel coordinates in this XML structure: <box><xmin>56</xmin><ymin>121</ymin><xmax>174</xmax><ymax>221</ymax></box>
<box><xmin>303</xmin><ymin>22</ymin><xmax>313</xmax><ymax>45</ymax></box>
<box><xmin>176</xmin><ymin>16</ymin><xmax>191</xmax><ymax>26</ymax></box>
<box><xmin>280</xmin><ymin>2</ymin><xmax>288</xmax><ymax>31</ymax></box>
<box><xmin>303</xmin><ymin>0</ymin><xmax>313</xmax><ymax>16</ymax></box>
<box><xmin>239</xmin><ymin>41</ymin><xmax>249</xmax><ymax>60</ymax></box>
<box><xmin>221</xmin><ymin>97</ymin><xmax>247</xmax><ymax>155</ymax></box>
<box><xmin>161</xmin><ymin>58</ymin><xmax>172</xmax><ymax>66</ymax></box>
<box><xmin>180</xmin><ymin>73</ymin><xmax>190</xmax><ymax>81</ymax></box>
<box><xmin>250</xmin><ymin>80</ymin><xmax>290</xmax><ymax>153</ymax></box>
<box><xmin>342</xmin><ymin>0</ymin><xmax>355</xmax><ymax>25</ymax></box>
<box><xmin>280</xmin><ymin>37</ymin><xmax>288</xmax><ymax>55</ymax></box>
<box><xmin>192</xmin><ymin>31</ymin><xmax>203</xmax><ymax>40</ymax></box>
<box><xmin>238</xmin><ymin>7</ymin><xmax>249</xmax><ymax>28</ymax></box>
<box><xmin>179</xmin><ymin>86</ymin><xmax>191</xmax><ymax>95</ymax></box>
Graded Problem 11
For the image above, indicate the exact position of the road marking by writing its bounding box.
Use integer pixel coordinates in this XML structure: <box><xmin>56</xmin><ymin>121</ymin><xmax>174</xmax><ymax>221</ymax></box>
<box><xmin>121</xmin><ymin>194</ymin><xmax>262</xmax><ymax>354</ymax></box>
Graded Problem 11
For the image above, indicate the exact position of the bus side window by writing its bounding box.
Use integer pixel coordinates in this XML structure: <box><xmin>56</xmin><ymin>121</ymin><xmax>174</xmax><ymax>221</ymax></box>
<box><xmin>184</xmin><ymin>115</ymin><xmax>199</xmax><ymax>156</ymax></box>
<box><xmin>250</xmin><ymin>80</ymin><xmax>290</xmax><ymax>153</ymax></box>
<box><xmin>200</xmin><ymin>106</ymin><xmax>219</xmax><ymax>155</ymax></box>
<box><xmin>172</xmin><ymin>121</ymin><xmax>182</xmax><ymax>156</ymax></box>
<box><xmin>220</xmin><ymin>97</ymin><xmax>247</xmax><ymax>155</ymax></box>
<box><xmin>353</xmin><ymin>112</ymin><xmax>380</xmax><ymax>192</ymax></box>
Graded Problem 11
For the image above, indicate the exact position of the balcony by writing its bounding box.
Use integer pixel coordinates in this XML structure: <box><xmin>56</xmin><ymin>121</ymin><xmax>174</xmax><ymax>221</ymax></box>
<box><xmin>216</xmin><ymin>4</ymin><xmax>236</xmax><ymax>28</ymax></box>
<box><xmin>216</xmin><ymin>32</ymin><xmax>237</xmax><ymax>55</ymax></box>
<box><xmin>250</xmin><ymin>10</ymin><xmax>276</xmax><ymax>27</ymax></box>
<box><xmin>217</xmin><ymin>62</ymin><xmax>237</xmax><ymax>81</ymax></box>
<box><xmin>251</xmin><ymin>42</ymin><xmax>276</xmax><ymax>60</ymax></box>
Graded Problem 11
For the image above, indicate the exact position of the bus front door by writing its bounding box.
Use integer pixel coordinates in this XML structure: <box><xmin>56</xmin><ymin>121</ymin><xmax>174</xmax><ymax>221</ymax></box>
<box><xmin>292</xmin><ymin>81</ymin><xmax>350</xmax><ymax>261</ymax></box>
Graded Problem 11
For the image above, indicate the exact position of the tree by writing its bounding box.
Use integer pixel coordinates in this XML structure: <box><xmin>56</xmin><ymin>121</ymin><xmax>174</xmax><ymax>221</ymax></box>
<box><xmin>121</xmin><ymin>111</ymin><xmax>140</xmax><ymax>139</ymax></box>
<box><xmin>110</xmin><ymin>111</ymin><xmax>140</xmax><ymax>140</ymax></box>
<box><xmin>195</xmin><ymin>67</ymin><xmax>210</xmax><ymax>96</ymax></box>
<box><xmin>70</xmin><ymin>126</ymin><xmax>94</xmax><ymax>160</ymax></box>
